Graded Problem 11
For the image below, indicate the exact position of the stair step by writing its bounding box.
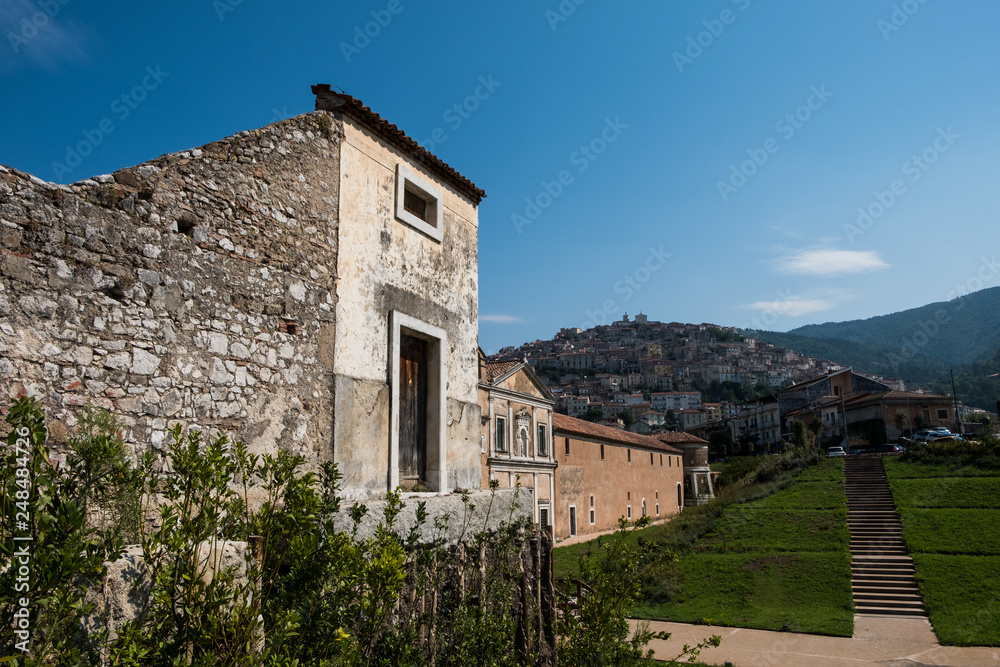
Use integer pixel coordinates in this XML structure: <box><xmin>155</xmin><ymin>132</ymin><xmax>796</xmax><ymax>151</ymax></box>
<box><xmin>855</xmin><ymin>605</ymin><xmax>926</xmax><ymax>616</ymax></box>
<box><xmin>852</xmin><ymin>584</ymin><xmax>921</xmax><ymax>594</ymax></box>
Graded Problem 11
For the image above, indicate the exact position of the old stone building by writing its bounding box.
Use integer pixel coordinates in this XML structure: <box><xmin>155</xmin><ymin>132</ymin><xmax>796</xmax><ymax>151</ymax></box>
<box><xmin>478</xmin><ymin>351</ymin><xmax>557</xmax><ymax>528</ymax></box>
<box><xmin>655</xmin><ymin>431</ymin><xmax>715</xmax><ymax>506</ymax></box>
<box><xmin>0</xmin><ymin>86</ymin><xmax>489</xmax><ymax>501</ymax></box>
<box><xmin>552</xmin><ymin>413</ymin><xmax>685</xmax><ymax>541</ymax></box>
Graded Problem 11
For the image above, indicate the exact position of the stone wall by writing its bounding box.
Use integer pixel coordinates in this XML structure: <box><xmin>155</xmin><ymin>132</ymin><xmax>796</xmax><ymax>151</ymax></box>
<box><xmin>0</xmin><ymin>113</ymin><xmax>340</xmax><ymax>470</ymax></box>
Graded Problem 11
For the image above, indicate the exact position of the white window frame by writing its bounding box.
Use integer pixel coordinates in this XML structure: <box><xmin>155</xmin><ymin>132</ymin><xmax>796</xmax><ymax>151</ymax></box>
<box><xmin>395</xmin><ymin>163</ymin><xmax>443</xmax><ymax>242</ymax></box>
<box><xmin>495</xmin><ymin>416</ymin><xmax>508</xmax><ymax>453</ymax></box>
<box><xmin>389</xmin><ymin>311</ymin><xmax>447</xmax><ymax>493</ymax></box>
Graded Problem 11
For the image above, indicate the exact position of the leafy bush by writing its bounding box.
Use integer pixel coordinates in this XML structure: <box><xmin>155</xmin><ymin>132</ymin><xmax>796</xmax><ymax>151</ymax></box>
<box><xmin>2</xmin><ymin>398</ymin><xmax>552</xmax><ymax>666</ymax></box>
<box><xmin>1</xmin><ymin>396</ymin><xmax>128</xmax><ymax>664</ymax></box>
<box><xmin>901</xmin><ymin>436</ymin><xmax>1000</xmax><ymax>470</ymax></box>
<box><xmin>556</xmin><ymin>517</ymin><xmax>720</xmax><ymax>666</ymax></box>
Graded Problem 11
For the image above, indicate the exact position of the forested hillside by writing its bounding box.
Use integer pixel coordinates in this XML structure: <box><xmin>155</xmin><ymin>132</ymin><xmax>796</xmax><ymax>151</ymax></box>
<box><xmin>784</xmin><ymin>287</ymin><xmax>1000</xmax><ymax>366</ymax></box>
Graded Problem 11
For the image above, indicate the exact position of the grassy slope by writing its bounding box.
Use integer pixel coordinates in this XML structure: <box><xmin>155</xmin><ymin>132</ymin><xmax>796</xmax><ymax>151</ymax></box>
<box><xmin>556</xmin><ymin>457</ymin><xmax>854</xmax><ymax>637</ymax></box>
<box><xmin>884</xmin><ymin>458</ymin><xmax>1000</xmax><ymax>646</ymax></box>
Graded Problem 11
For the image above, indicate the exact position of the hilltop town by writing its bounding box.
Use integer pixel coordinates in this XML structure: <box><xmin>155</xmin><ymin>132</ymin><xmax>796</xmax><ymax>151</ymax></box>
<box><xmin>490</xmin><ymin>312</ymin><xmax>878</xmax><ymax>426</ymax></box>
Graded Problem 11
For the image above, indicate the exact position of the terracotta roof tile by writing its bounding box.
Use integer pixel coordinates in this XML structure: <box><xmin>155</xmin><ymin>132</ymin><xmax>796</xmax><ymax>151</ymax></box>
<box><xmin>552</xmin><ymin>413</ymin><xmax>682</xmax><ymax>454</ymax></box>
<box><xmin>483</xmin><ymin>360</ymin><xmax>521</xmax><ymax>382</ymax></box>
<box><xmin>313</xmin><ymin>85</ymin><xmax>485</xmax><ymax>205</ymax></box>
<box><xmin>654</xmin><ymin>432</ymin><xmax>709</xmax><ymax>446</ymax></box>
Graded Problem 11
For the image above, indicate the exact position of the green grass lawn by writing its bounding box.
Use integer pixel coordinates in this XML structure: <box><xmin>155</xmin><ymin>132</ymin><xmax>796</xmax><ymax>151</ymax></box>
<box><xmin>912</xmin><ymin>555</ymin><xmax>1000</xmax><ymax>646</ymax></box>
<box><xmin>738</xmin><ymin>482</ymin><xmax>846</xmax><ymax>510</ymax></box>
<box><xmin>699</xmin><ymin>509</ymin><xmax>848</xmax><ymax>553</ymax></box>
<box><xmin>632</xmin><ymin>552</ymin><xmax>854</xmax><ymax>637</ymax></box>
<box><xmin>885</xmin><ymin>458</ymin><xmax>1000</xmax><ymax>645</ymax></box>
<box><xmin>890</xmin><ymin>477</ymin><xmax>1000</xmax><ymax>508</ymax></box>
<box><xmin>556</xmin><ymin>457</ymin><xmax>854</xmax><ymax>637</ymax></box>
<box><xmin>883</xmin><ymin>459</ymin><xmax>1000</xmax><ymax>479</ymax></box>
<box><xmin>898</xmin><ymin>509</ymin><xmax>1000</xmax><ymax>555</ymax></box>
<box><xmin>793</xmin><ymin>458</ymin><xmax>845</xmax><ymax>483</ymax></box>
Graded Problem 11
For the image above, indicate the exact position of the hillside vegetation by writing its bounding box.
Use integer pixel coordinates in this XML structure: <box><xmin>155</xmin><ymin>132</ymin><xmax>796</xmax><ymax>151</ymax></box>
<box><xmin>786</xmin><ymin>287</ymin><xmax>1000</xmax><ymax>366</ymax></box>
<box><xmin>747</xmin><ymin>287</ymin><xmax>1000</xmax><ymax>411</ymax></box>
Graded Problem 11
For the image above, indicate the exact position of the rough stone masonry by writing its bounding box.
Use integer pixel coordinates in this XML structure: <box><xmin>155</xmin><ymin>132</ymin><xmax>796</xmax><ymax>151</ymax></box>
<box><xmin>0</xmin><ymin>114</ymin><xmax>341</xmax><ymax>471</ymax></box>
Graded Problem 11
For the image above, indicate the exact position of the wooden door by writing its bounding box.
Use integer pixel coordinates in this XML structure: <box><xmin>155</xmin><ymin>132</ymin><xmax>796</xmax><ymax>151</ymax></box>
<box><xmin>399</xmin><ymin>334</ymin><xmax>428</xmax><ymax>487</ymax></box>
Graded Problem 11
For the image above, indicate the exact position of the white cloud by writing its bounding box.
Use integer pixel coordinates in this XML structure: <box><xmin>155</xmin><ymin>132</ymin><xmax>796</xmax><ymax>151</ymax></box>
<box><xmin>0</xmin><ymin>1</ymin><xmax>92</xmax><ymax>72</ymax></box>
<box><xmin>774</xmin><ymin>249</ymin><xmax>890</xmax><ymax>276</ymax></box>
<box><xmin>480</xmin><ymin>314</ymin><xmax>522</xmax><ymax>324</ymax></box>
<box><xmin>741</xmin><ymin>297</ymin><xmax>837</xmax><ymax>316</ymax></box>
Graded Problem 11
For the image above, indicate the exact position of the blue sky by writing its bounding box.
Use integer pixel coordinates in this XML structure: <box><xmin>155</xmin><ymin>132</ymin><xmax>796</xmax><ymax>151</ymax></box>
<box><xmin>2</xmin><ymin>1</ymin><xmax>999</xmax><ymax>354</ymax></box>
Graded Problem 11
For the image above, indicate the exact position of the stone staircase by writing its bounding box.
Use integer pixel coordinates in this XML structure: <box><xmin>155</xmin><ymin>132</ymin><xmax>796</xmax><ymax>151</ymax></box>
<box><xmin>844</xmin><ymin>457</ymin><xmax>926</xmax><ymax>616</ymax></box>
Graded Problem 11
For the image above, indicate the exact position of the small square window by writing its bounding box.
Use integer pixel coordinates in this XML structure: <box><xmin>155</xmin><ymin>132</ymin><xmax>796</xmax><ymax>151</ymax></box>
<box><xmin>937</xmin><ymin>409</ymin><xmax>948</xmax><ymax>420</ymax></box>
<box><xmin>395</xmin><ymin>164</ymin><xmax>443</xmax><ymax>242</ymax></box>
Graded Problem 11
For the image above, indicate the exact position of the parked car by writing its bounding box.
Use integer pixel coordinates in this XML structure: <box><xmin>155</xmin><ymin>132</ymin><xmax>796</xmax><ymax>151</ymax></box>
<box><xmin>826</xmin><ymin>446</ymin><xmax>847</xmax><ymax>457</ymax></box>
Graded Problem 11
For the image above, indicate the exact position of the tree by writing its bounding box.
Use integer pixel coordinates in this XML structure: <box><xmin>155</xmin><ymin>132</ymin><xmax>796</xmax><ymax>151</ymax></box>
<box><xmin>619</xmin><ymin>410</ymin><xmax>635</xmax><ymax>427</ymax></box>
<box><xmin>807</xmin><ymin>417</ymin><xmax>825</xmax><ymax>447</ymax></box>
<box><xmin>893</xmin><ymin>409</ymin><xmax>910</xmax><ymax>435</ymax></box>
<box><xmin>791</xmin><ymin>420</ymin><xmax>808</xmax><ymax>448</ymax></box>
<box><xmin>584</xmin><ymin>407</ymin><xmax>604</xmax><ymax>423</ymax></box>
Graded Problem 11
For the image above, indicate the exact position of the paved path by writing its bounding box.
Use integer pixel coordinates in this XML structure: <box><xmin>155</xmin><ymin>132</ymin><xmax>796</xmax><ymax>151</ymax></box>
<box><xmin>636</xmin><ymin>615</ymin><xmax>1000</xmax><ymax>666</ymax></box>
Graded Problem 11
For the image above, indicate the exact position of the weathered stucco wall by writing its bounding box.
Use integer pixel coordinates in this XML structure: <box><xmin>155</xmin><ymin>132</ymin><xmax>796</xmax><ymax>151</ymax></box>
<box><xmin>0</xmin><ymin>113</ymin><xmax>340</xmax><ymax>468</ymax></box>
<box><xmin>332</xmin><ymin>119</ymin><xmax>481</xmax><ymax>496</ymax></box>
<box><xmin>554</xmin><ymin>436</ymin><xmax>684</xmax><ymax>541</ymax></box>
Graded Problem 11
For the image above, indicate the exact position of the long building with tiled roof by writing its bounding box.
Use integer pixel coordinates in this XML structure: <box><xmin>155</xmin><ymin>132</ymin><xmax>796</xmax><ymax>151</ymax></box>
<box><xmin>551</xmin><ymin>413</ymin><xmax>685</xmax><ymax>540</ymax></box>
